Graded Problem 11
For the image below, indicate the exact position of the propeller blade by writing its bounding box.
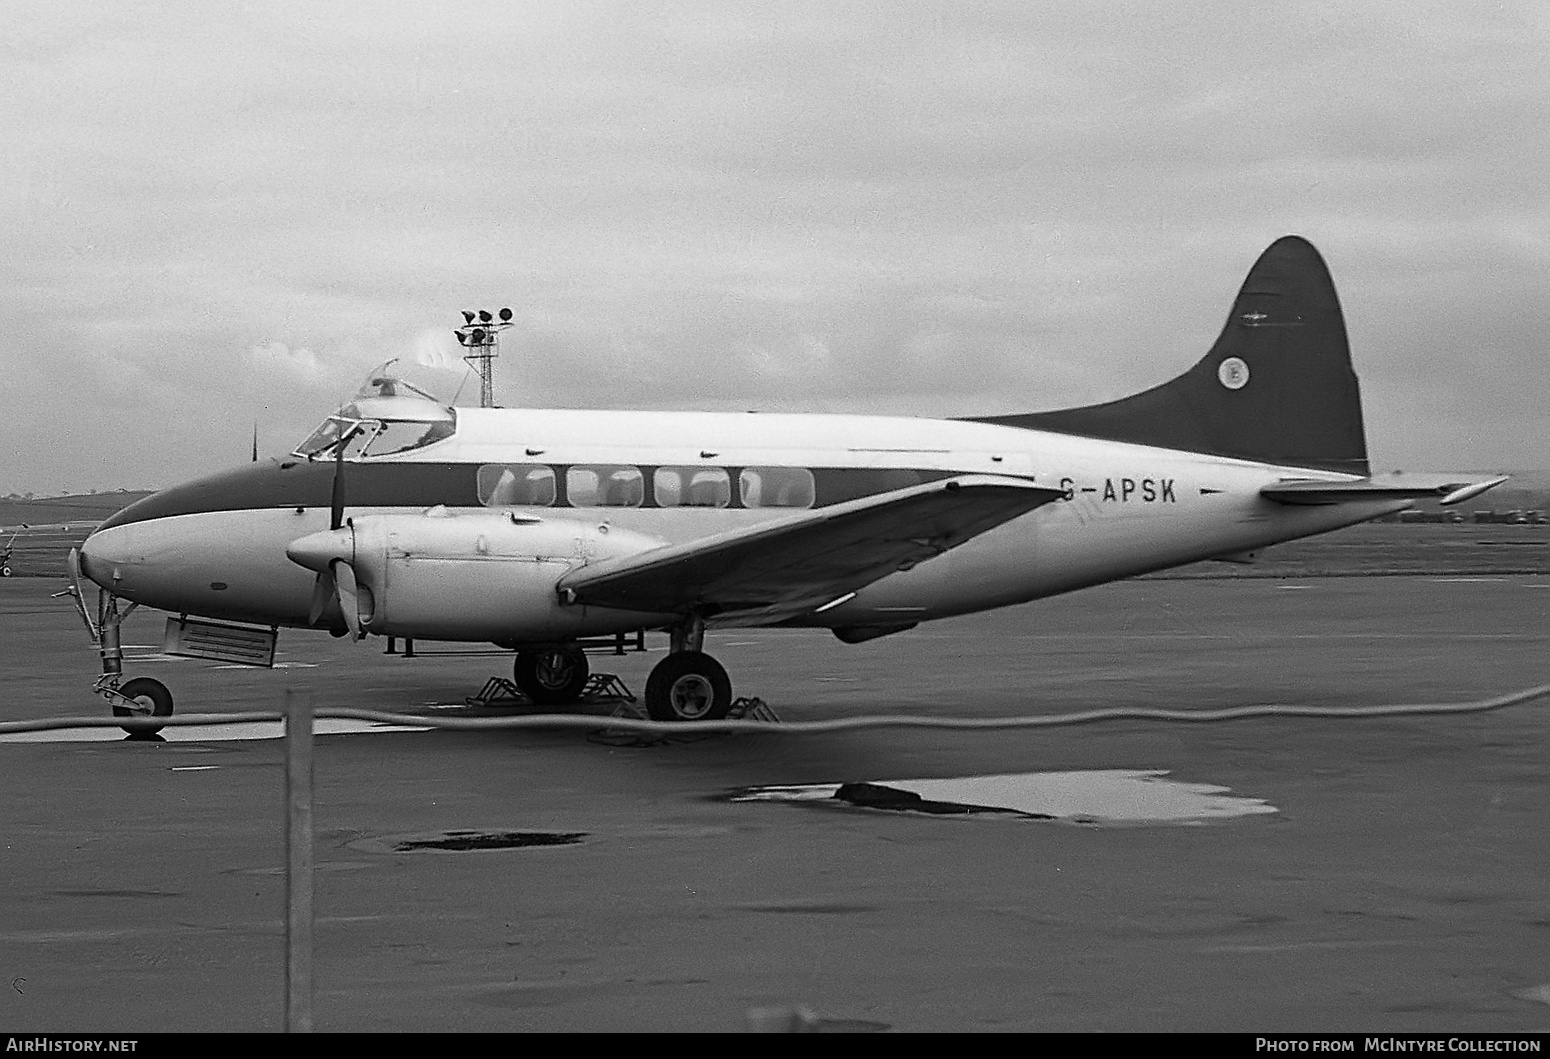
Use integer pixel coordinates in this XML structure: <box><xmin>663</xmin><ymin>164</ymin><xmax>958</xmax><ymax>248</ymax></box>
<box><xmin>308</xmin><ymin>567</ymin><xmax>336</xmax><ymax>626</ymax></box>
<box><xmin>330</xmin><ymin>435</ymin><xmax>347</xmax><ymax>530</ymax></box>
<box><xmin>333</xmin><ymin>560</ymin><xmax>362</xmax><ymax>640</ymax></box>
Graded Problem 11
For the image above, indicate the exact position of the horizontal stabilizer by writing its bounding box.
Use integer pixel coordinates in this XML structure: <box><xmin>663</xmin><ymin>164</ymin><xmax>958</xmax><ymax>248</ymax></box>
<box><xmin>558</xmin><ymin>474</ymin><xmax>1063</xmax><ymax>616</ymax></box>
<box><xmin>1261</xmin><ymin>473</ymin><xmax>1508</xmax><ymax>507</ymax></box>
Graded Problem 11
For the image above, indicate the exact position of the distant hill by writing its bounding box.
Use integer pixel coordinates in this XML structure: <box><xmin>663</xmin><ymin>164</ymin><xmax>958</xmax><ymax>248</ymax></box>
<box><xmin>1473</xmin><ymin>469</ymin><xmax>1550</xmax><ymax>512</ymax></box>
<box><xmin>1392</xmin><ymin>470</ymin><xmax>1549</xmax><ymax>515</ymax></box>
<box><xmin>0</xmin><ymin>490</ymin><xmax>151</xmax><ymax>528</ymax></box>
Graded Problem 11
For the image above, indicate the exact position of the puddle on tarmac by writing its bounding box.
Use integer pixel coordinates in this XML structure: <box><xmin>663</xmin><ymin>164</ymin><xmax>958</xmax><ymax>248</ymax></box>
<box><xmin>1512</xmin><ymin>984</ymin><xmax>1550</xmax><ymax>1006</ymax></box>
<box><xmin>350</xmin><ymin>830</ymin><xmax>588</xmax><ymax>854</ymax></box>
<box><xmin>732</xmin><ymin>770</ymin><xmax>1277</xmax><ymax>825</ymax></box>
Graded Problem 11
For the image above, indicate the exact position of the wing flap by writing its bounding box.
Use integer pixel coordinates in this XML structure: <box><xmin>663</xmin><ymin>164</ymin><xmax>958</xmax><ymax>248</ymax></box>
<box><xmin>1261</xmin><ymin>473</ymin><xmax>1508</xmax><ymax>507</ymax></box>
<box><xmin>558</xmin><ymin>474</ymin><xmax>1063</xmax><ymax>615</ymax></box>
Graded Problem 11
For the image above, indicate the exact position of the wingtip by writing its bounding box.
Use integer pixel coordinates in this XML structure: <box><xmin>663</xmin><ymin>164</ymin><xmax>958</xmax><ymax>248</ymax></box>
<box><xmin>1439</xmin><ymin>475</ymin><xmax>1509</xmax><ymax>507</ymax></box>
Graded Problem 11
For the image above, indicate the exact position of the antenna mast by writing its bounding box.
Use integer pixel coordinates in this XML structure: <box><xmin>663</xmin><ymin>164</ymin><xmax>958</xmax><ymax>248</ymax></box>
<box><xmin>453</xmin><ymin>308</ymin><xmax>514</xmax><ymax>408</ymax></box>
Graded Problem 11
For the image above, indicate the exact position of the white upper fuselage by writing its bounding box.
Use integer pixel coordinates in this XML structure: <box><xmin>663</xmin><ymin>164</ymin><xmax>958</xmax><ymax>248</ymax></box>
<box><xmin>79</xmin><ymin>403</ymin><xmax>1399</xmax><ymax>641</ymax></box>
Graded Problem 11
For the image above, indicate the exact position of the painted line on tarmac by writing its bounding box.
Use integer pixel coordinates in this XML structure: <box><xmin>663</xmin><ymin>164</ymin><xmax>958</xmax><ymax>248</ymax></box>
<box><xmin>1004</xmin><ymin>632</ymin><xmax>1546</xmax><ymax>641</ymax></box>
<box><xmin>0</xmin><ymin>719</ymin><xmax>431</xmax><ymax>744</ymax></box>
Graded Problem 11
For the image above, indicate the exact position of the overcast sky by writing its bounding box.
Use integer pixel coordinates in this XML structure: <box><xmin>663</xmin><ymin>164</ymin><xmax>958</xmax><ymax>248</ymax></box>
<box><xmin>2</xmin><ymin>1</ymin><xmax>1546</xmax><ymax>494</ymax></box>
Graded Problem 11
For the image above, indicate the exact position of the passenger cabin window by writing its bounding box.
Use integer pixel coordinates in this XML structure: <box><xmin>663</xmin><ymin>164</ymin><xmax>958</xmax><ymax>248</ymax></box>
<box><xmin>479</xmin><ymin>464</ymin><xmax>556</xmax><ymax>506</ymax></box>
<box><xmin>568</xmin><ymin>465</ymin><xmax>644</xmax><ymax>507</ymax></box>
<box><xmin>740</xmin><ymin>466</ymin><xmax>815</xmax><ymax>508</ymax></box>
<box><xmin>654</xmin><ymin>466</ymin><xmax>731</xmax><ymax>508</ymax></box>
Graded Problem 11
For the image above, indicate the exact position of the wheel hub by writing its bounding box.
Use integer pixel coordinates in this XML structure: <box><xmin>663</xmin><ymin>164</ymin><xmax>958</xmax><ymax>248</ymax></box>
<box><xmin>669</xmin><ymin>674</ymin><xmax>716</xmax><ymax>719</ymax></box>
<box><xmin>535</xmin><ymin>651</ymin><xmax>576</xmax><ymax>689</ymax></box>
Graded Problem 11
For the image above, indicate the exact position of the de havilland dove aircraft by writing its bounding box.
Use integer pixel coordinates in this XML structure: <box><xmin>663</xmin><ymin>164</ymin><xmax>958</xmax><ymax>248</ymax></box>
<box><xmin>66</xmin><ymin>236</ymin><xmax>1504</xmax><ymax>729</ymax></box>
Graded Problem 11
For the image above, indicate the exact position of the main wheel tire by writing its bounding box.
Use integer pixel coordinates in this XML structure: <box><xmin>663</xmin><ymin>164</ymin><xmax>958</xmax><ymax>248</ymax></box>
<box><xmin>113</xmin><ymin>676</ymin><xmax>173</xmax><ymax>737</ymax></box>
<box><xmin>644</xmin><ymin>651</ymin><xmax>732</xmax><ymax>722</ymax></box>
<box><xmin>0</xmin><ymin>565</ymin><xmax>12</xmax><ymax>577</ymax></box>
<box><xmin>513</xmin><ymin>645</ymin><xmax>591</xmax><ymax>706</ymax></box>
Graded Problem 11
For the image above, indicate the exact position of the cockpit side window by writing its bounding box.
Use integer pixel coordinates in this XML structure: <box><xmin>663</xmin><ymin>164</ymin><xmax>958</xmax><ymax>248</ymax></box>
<box><xmin>363</xmin><ymin>419</ymin><xmax>454</xmax><ymax>457</ymax></box>
<box><xmin>294</xmin><ymin>417</ymin><xmax>373</xmax><ymax>460</ymax></box>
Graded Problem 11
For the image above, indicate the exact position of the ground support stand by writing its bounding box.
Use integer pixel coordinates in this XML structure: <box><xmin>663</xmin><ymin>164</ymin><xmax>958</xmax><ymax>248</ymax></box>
<box><xmin>607</xmin><ymin>695</ymin><xmax>779</xmax><ymax>723</ymax></box>
<box><xmin>730</xmin><ymin>697</ymin><xmax>781</xmax><ymax>723</ymax></box>
<box><xmin>465</xmin><ymin>672</ymin><xmax>637</xmax><ymax>708</ymax></box>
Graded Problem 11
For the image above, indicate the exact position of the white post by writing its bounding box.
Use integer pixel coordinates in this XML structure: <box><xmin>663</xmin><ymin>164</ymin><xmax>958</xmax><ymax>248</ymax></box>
<box><xmin>284</xmin><ymin>690</ymin><xmax>315</xmax><ymax>1032</ymax></box>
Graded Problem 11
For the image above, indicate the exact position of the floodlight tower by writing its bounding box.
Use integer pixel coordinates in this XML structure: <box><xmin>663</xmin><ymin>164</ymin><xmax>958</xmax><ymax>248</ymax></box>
<box><xmin>453</xmin><ymin>307</ymin><xmax>514</xmax><ymax>408</ymax></box>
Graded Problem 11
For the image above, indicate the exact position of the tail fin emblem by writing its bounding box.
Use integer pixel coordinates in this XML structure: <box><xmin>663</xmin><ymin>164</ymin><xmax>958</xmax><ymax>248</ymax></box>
<box><xmin>1217</xmin><ymin>357</ymin><xmax>1250</xmax><ymax>390</ymax></box>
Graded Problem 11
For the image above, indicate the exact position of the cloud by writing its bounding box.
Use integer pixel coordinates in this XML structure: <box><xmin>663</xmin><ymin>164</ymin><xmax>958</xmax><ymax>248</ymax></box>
<box><xmin>249</xmin><ymin>341</ymin><xmax>324</xmax><ymax>380</ymax></box>
<box><xmin>411</xmin><ymin>329</ymin><xmax>462</xmax><ymax>371</ymax></box>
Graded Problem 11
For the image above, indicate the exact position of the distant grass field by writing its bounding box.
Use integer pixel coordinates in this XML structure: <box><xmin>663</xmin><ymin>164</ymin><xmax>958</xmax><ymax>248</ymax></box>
<box><xmin>1</xmin><ymin>492</ymin><xmax>149</xmax><ymax>580</ymax></box>
<box><xmin>0</xmin><ymin>491</ymin><xmax>152</xmax><ymax>527</ymax></box>
<box><xmin>1145</xmin><ymin>521</ymin><xmax>1550</xmax><ymax>578</ymax></box>
<box><xmin>5</xmin><ymin>511</ymin><xmax>1546</xmax><ymax>580</ymax></box>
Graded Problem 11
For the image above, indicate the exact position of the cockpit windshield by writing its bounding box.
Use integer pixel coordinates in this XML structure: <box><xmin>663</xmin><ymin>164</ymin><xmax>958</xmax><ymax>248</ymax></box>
<box><xmin>292</xmin><ymin>362</ymin><xmax>457</xmax><ymax>460</ymax></box>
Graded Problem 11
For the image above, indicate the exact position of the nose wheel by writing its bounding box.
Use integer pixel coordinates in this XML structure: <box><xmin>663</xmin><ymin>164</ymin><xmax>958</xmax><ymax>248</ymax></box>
<box><xmin>111</xmin><ymin>677</ymin><xmax>174</xmax><ymax>739</ymax></box>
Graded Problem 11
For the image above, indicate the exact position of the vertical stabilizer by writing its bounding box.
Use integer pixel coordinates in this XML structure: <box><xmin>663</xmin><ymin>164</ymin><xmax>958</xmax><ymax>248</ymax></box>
<box><xmin>975</xmin><ymin>237</ymin><xmax>1370</xmax><ymax>475</ymax></box>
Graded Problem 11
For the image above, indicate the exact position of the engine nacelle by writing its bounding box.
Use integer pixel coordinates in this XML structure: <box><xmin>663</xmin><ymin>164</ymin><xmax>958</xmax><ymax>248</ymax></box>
<box><xmin>303</xmin><ymin>512</ymin><xmax>674</xmax><ymax>642</ymax></box>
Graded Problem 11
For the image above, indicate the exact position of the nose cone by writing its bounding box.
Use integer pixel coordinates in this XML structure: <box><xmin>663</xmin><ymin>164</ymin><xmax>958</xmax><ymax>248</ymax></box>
<box><xmin>286</xmin><ymin>527</ymin><xmax>353</xmax><ymax>573</ymax></box>
<box><xmin>78</xmin><ymin>528</ymin><xmax>127</xmax><ymax>590</ymax></box>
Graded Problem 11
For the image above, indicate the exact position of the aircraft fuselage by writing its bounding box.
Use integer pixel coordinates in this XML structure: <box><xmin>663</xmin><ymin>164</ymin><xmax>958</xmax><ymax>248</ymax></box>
<box><xmin>80</xmin><ymin>406</ymin><xmax>1397</xmax><ymax>643</ymax></box>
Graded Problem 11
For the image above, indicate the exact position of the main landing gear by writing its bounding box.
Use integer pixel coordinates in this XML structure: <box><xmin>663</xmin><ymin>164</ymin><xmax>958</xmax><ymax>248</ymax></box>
<box><xmin>644</xmin><ymin>616</ymin><xmax>734</xmax><ymax>722</ymax></box>
<box><xmin>58</xmin><ymin>558</ymin><xmax>172</xmax><ymax>738</ymax></box>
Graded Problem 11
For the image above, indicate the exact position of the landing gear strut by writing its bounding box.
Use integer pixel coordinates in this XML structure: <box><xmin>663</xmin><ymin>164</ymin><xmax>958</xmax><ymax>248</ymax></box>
<box><xmin>58</xmin><ymin>554</ymin><xmax>173</xmax><ymax>738</ymax></box>
<box><xmin>644</xmin><ymin>615</ymin><xmax>734</xmax><ymax>722</ymax></box>
<box><xmin>512</xmin><ymin>644</ymin><xmax>590</xmax><ymax>705</ymax></box>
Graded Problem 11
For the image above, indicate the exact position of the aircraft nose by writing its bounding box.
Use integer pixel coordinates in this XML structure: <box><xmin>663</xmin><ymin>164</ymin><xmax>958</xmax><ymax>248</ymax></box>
<box><xmin>78</xmin><ymin>528</ymin><xmax>124</xmax><ymax>589</ymax></box>
<box><xmin>286</xmin><ymin>527</ymin><xmax>353</xmax><ymax>573</ymax></box>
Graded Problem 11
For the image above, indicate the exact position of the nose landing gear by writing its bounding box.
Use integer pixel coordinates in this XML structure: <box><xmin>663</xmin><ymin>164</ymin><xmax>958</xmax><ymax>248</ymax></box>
<box><xmin>59</xmin><ymin>549</ymin><xmax>173</xmax><ymax>738</ymax></box>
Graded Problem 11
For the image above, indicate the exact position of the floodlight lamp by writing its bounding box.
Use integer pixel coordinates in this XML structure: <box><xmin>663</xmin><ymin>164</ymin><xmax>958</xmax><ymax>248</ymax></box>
<box><xmin>462</xmin><ymin>311</ymin><xmax>476</xmax><ymax>325</ymax></box>
<box><xmin>478</xmin><ymin>310</ymin><xmax>492</xmax><ymax>323</ymax></box>
<box><xmin>454</xmin><ymin>330</ymin><xmax>468</xmax><ymax>345</ymax></box>
<box><xmin>499</xmin><ymin>307</ymin><xmax>513</xmax><ymax>322</ymax></box>
<box><xmin>470</xmin><ymin>328</ymin><xmax>486</xmax><ymax>342</ymax></box>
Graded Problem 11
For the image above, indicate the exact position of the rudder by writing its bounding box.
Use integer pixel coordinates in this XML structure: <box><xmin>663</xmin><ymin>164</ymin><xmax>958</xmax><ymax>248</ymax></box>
<box><xmin>974</xmin><ymin>237</ymin><xmax>1370</xmax><ymax>475</ymax></box>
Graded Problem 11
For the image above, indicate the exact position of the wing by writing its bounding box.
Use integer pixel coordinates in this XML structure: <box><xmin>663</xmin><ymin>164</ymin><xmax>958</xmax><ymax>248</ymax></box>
<box><xmin>558</xmin><ymin>474</ymin><xmax>1064</xmax><ymax>616</ymax></box>
<box><xmin>1261</xmin><ymin>472</ymin><xmax>1508</xmax><ymax>507</ymax></box>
